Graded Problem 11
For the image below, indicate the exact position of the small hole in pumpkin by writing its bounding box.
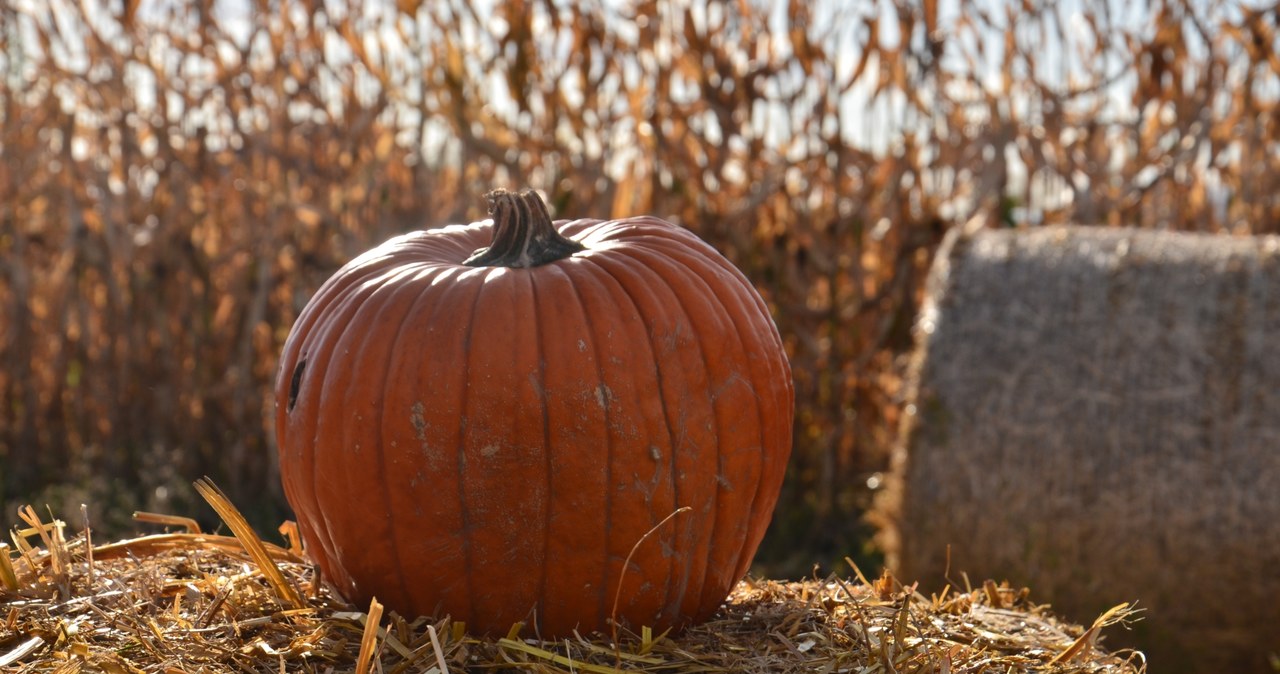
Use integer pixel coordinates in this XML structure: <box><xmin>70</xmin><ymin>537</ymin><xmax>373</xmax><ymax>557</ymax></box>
<box><xmin>288</xmin><ymin>358</ymin><xmax>306</xmax><ymax>412</ymax></box>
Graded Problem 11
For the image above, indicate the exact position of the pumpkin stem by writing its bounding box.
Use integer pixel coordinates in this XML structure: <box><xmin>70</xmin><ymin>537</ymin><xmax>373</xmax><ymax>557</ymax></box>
<box><xmin>464</xmin><ymin>189</ymin><xmax>585</xmax><ymax>268</ymax></box>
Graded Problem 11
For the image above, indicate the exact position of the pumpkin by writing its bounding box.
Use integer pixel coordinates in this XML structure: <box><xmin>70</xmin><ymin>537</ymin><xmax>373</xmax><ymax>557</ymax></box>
<box><xmin>274</xmin><ymin>189</ymin><xmax>793</xmax><ymax>637</ymax></box>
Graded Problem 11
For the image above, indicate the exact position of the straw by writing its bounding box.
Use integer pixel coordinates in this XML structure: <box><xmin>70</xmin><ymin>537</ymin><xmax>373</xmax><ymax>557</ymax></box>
<box><xmin>0</xmin><ymin>500</ymin><xmax>1145</xmax><ymax>674</ymax></box>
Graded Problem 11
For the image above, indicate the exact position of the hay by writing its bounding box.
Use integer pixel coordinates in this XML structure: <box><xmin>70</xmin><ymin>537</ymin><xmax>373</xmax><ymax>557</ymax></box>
<box><xmin>881</xmin><ymin>225</ymin><xmax>1280</xmax><ymax>673</ymax></box>
<box><xmin>0</xmin><ymin>502</ymin><xmax>1143</xmax><ymax>673</ymax></box>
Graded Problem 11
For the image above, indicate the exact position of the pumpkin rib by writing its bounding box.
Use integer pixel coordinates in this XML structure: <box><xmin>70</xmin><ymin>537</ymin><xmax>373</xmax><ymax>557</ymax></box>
<box><xmin>568</xmin><ymin>253</ymin><xmax>681</xmax><ymax>631</ymax></box>
<box><xmin>645</xmin><ymin>243</ymin><xmax>782</xmax><ymax>588</ymax></box>
<box><xmin>280</xmin><ymin>261</ymin><xmax>399</xmax><ymax>577</ymax></box>
<box><xmin>506</xmin><ymin>266</ymin><xmax>558</xmax><ymax>636</ymax></box>
<box><xmin>555</xmin><ymin>217</ymin><xmax>615</xmax><ymax>243</ymax></box>
<box><xmin>595</xmin><ymin>220</ymin><xmax>792</xmax><ymax>616</ymax></box>
<box><xmin>465</xmin><ymin>267</ymin><xmax>556</xmax><ymax>628</ymax></box>
<box><xmin>711</xmin><ymin>257</ymin><xmax>793</xmax><ymax>583</ymax></box>
<box><xmin>628</xmin><ymin>229</ymin><xmax>795</xmax><ymax>582</ymax></box>
<box><xmin>300</xmin><ymin>292</ymin><xmax>366</xmax><ymax>590</ymax></box>
<box><xmin>321</xmin><ymin>266</ymin><xmax>426</xmax><ymax>602</ymax></box>
<box><xmin>390</xmin><ymin>265</ymin><xmax>480</xmax><ymax>617</ymax></box>
<box><xmin>452</xmin><ymin>268</ymin><xmax>491</xmax><ymax>626</ymax></box>
<box><xmin>527</xmin><ymin>270</ymin><xmax>555</xmax><ymax>629</ymax></box>
<box><xmin>632</xmin><ymin>245</ymin><xmax>773</xmax><ymax>562</ymax></box>
<box><xmin>549</xmin><ymin>251</ymin><xmax>694</xmax><ymax>634</ymax></box>
<box><xmin>579</xmin><ymin>250</ymin><xmax>717</xmax><ymax>628</ymax></box>
<box><xmin>563</xmin><ymin>269</ymin><xmax>611</xmax><ymax>639</ymax></box>
<box><xmin>614</xmin><ymin>244</ymin><xmax>751</xmax><ymax>621</ymax></box>
<box><xmin>573</xmin><ymin>256</ymin><xmax>637</xmax><ymax>631</ymax></box>
<box><xmin>634</xmin><ymin>252</ymin><xmax>724</xmax><ymax>622</ymax></box>
<box><xmin>297</xmin><ymin>272</ymin><xmax>399</xmax><ymax>589</ymax></box>
<box><xmin>370</xmin><ymin>266</ymin><xmax>451</xmax><ymax>611</ymax></box>
<box><xmin>333</xmin><ymin>278</ymin><xmax>397</xmax><ymax>596</ymax></box>
<box><xmin>551</xmin><ymin>264</ymin><xmax>613</xmax><ymax>634</ymax></box>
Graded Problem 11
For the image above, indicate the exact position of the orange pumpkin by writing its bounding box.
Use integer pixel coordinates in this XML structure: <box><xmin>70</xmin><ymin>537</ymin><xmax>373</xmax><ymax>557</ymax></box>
<box><xmin>275</xmin><ymin>189</ymin><xmax>793</xmax><ymax>637</ymax></box>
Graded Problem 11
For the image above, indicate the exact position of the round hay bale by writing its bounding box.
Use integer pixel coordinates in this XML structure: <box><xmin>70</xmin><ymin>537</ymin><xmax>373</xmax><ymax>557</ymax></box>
<box><xmin>880</xmin><ymin>225</ymin><xmax>1280</xmax><ymax>673</ymax></box>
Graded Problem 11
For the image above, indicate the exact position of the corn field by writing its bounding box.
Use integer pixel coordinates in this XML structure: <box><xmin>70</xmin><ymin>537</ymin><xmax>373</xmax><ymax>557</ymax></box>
<box><xmin>1</xmin><ymin>0</ymin><xmax>1277</xmax><ymax>574</ymax></box>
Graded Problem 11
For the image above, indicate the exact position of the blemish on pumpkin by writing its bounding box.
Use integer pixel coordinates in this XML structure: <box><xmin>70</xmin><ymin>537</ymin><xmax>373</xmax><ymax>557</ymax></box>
<box><xmin>577</xmin><ymin>339</ymin><xmax>586</xmax><ymax>352</ymax></box>
<box><xmin>287</xmin><ymin>358</ymin><xmax>306</xmax><ymax>412</ymax></box>
<box><xmin>410</xmin><ymin>401</ymin><xmax>427</xmax><ymax>441</ymax></box>
<box><xmin>594</xmin><ymin>385</ymin><xmax>613</xmax><ymax>409</ymax></box>
<box><xmin>649</xmin><ymin>446</ymin><xmax>661</xmax><ymax>461</ymax></box>
<box><xmin>716</xmin><ymin>475</ymin><xmax>732</xmax><ymax>491</ymax></box>
<box><xmin>528</xmin><ymin>373</ymin><xmax>544</xmax><ymax>397</ymax></box>
<box><xmin>481</xmin><ymin>444</ymin><xmax>499</xmax><ymax>458</ymax></box>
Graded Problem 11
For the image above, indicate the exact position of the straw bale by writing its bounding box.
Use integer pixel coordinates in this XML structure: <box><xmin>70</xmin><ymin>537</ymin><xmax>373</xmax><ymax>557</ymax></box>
<box><xmin>882</xmin><ymin>225</ymin><xmax>1280</xmax><ymax>673</ymax></box>
<box><xmin>0</xmin><ymin>505</ymin><xmax>1143</xmax><ymax>673</ymax></box>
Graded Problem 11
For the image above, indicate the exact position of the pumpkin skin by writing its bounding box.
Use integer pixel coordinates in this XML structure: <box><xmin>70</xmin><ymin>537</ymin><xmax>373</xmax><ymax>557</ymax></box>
<box><xmin>275</xmin><ymin>190</ymin><xmax>793</xmax><ymax>637</ymax></box>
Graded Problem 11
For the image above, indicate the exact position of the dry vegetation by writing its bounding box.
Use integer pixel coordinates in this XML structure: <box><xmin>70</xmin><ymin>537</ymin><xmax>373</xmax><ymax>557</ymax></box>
<box><xmin>0</xmin><ymin>493</ymin><xmax>1145</xmax><ymax>673</ymax></box>
<box><xmin>1</xmin><ymin>0</ymin><xmax>1278</xmax><ymax>572</ymax></box>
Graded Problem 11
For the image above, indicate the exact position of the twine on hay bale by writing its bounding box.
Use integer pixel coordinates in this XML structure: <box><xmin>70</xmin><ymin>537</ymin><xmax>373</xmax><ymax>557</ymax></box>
<box><xmin>0</xmin><ymin>496</ymin><xmax>1143</xmax><ymax>673</ymax></box>
<box><xmin>880</xmin><ymin>224</ymin><xmax>1280</xmax><ymax>674</ymax></box>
